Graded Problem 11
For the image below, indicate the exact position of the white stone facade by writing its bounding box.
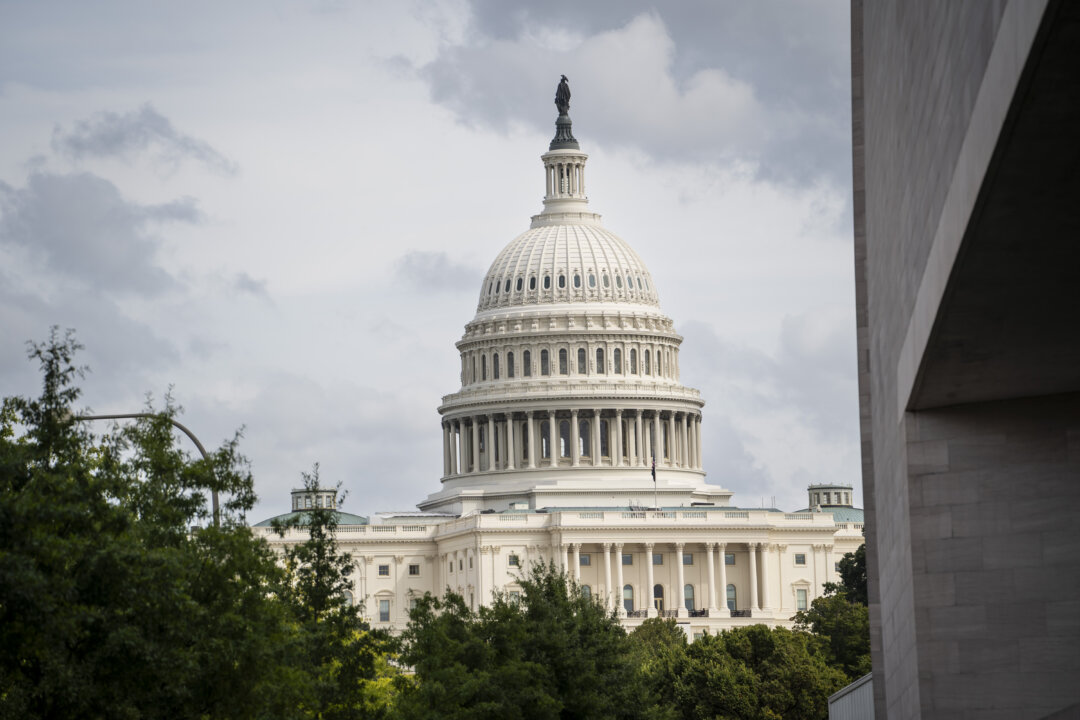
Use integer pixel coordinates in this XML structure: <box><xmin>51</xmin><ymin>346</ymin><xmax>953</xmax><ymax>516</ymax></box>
<box><xmin>256</xmin><ymin>102</ymin><xmax>862</xmax><ymax>635</ymax></box>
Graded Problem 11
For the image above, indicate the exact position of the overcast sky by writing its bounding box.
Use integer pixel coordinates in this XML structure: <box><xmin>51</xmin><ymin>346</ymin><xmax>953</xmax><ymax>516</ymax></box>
<box><xmin>0</xmin><ymin>0</ymin><xmax>857</xmax><ymax>522</ymax></box>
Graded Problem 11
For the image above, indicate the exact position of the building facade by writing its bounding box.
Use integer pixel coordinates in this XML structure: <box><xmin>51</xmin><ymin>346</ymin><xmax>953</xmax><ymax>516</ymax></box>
<box><xmin>256</xmin><ymin>90</ymin><xmax>863</xmax><ymax>636</ymax></box>
<box><xmin>852</xmin><ymin>2</ymin><xmax>1080</xmax><ymax>718</ymax></box>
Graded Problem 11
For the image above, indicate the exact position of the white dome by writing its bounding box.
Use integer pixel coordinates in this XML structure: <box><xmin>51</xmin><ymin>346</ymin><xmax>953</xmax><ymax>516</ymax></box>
<box><xmin>477</xmin><ymin>222</ymin><xmax>660</xmax><ymax>312</ymax></box>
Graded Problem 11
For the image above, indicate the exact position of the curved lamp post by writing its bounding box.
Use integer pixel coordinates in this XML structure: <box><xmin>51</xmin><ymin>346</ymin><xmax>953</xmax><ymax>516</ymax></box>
<box><xmin>73</xmin><ymin>413</ymin><xmax>219</xmax><ymax>527</ymax></box>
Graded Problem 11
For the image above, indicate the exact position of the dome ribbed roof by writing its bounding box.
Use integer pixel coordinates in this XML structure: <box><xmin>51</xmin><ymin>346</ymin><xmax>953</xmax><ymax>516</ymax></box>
<box><xmin>476</xmin><ymin>223</ymin><xmax>659</xmax><ymax>312</ymax></box>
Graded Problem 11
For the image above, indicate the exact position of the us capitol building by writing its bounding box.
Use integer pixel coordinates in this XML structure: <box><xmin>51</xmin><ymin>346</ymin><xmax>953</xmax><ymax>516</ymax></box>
<box><xmin>255</xmin><ymin>80</ymin><xmax>863</xmax><ymax>636</ymax></box>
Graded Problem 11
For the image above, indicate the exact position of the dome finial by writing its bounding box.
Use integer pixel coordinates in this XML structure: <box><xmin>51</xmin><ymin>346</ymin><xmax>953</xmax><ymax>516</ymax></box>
<box><xmin>550</xmin><ymin>75</ymin><xmax>579</xmax><ymax>150</ymax></box>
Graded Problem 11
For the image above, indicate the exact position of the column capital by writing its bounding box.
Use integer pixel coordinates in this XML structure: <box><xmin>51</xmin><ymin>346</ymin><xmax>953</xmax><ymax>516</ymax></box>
<box><xmin>644</xmin><ymin>541</ymin><xmax>654</xmax><ymax>550</ymax></box>
<box><xmin>776</xmin><ymin>544</ymin><xmax>788</xmax><ymax>552</ymax></box>
<box><xmin>812</xmin><ymin>543</ymin><xmax>824</xmax><ymax>550</ymax></box>
<box><xmin>716</xmin><ymin>541</ymin><xmax>726</xmax><ymax>550</ymax></box>
<box><xmin>674</xmin><ymin>541</ymin><xmax>685</xmax><ymax>550</ymax></box>
<box><xmin>614</xmin><ymin>542</ymin><xmax>624</xmax><ymax>550</ymax></box>
<box><xmin>602</xmin><ymin>541</ymin><xmax>612</xmax><ymax>549</ymax></box>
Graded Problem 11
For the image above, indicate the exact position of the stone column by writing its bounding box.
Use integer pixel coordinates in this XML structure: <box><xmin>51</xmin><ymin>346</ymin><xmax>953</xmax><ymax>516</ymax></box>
<box><xmin>652</xmin><ymin>413</ymin><xmax>662</xmax><ymax>465</ymax></box>
<box><xmin>615</xmin><ymin>410</ymin><xmax>624</xmax><ymax>467</ymax></box>
<box><xmin>680</xmin><ymin>413</ymin><xmax>689</xmax><ymax>468</ymax></box>
<box><xmin>471</xmin><ymin>418</ymin><xmax>481</xmax><ymax>474</ymax></box>
<box><xmin>603</xmin><ymin>542</ymin><xmax>613</xmax><ymax>611</ymax></box>
<box><xmin>675</xmin><ymin>542</ymin><xmax>686</xmax><ymax>617</ymax></box>
<box><xmin>717</xmin><ymin>543</ymin><xmax>729</xmax><ymax>615</ymax></box>
<box><xmin>748</xmin><ymin>543</ymin><xmax>759</xmax><ymax>612</ymax></box>
<box><xmin>487</xmin><ymin>415</ymin><xmax>496</xmax><ymax>471</ymax></box>
<box><xmin>573</xmin><ymin>543</ymin><xmax>581</xmax><ymax>582</ymax></box>
<box><xmin>442</xmin><ymin>422</ymin><xmax>451</xmax><ymax>476</ymax></box>
<box><xmin>526</xmin><ymin>411</ymin><xmax>536</xmax><ymax>469</ymax></box>
<box><xmin>592</xmin><ymin>410</ymin><xmax>601</xmax><ymax>464</ymax></box>
<box><xmin>506</xmin><ymin>414</ymin><xmax>516</xmax><ymax>470</ymax></box>
<box><xmin>635</xmin><ymin>410</ymin><xmax>645</xmax><ymax>467</ymax></box>
<box><xmin>760</xmin><ymin>543</ymin><xmax>772</xmax><ymax>613</ymax></box>
<box><xmin>706</xmin><ymin>542</ymin><xmax>717</xmax><ymax>612</ymax></box>
<box><xmin>561</xmin><ymin>543</ymin><xmax>569</xmax><ymax>573</ymax></box>
<box><xmin>696</xmin><ymin>415</ymin><xmax>703</xmax><ymax>469</ymax></box>
<box><xmin>449</xmin><ymin>421</ymin><xmax>459</xmax><ymax>475</ymax></box>
<box><xmin>571</xmin><ymin>409</ymin><xmax>580</xmax><ymax>467</ymax></box>
<box><xmin>615</xmin><ymin>543</ymin><xmax>625</xmax><ymax>616</ymax></box>
<box><xmin>645</xmin><ymin>542</ymin><xmax>656</xmax><ymax>617</ymax></box>
<box><xmin>823</xmin><ymin>544</ymin><xmax>833</xmax><ymax>594</ymax></box>
<box><xmin>548</xmin><ymin>410</ymin><xmax>557</xmax><ymax>467</ymax></box>
<box><xmin>668</xmin><ymin>413</ymin><xmax>676</xmax><ymax>467</ymax></box>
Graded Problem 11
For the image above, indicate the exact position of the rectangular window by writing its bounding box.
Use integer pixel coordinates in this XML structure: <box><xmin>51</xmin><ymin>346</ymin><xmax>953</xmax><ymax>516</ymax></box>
<box><xmin>449</xmin><ymin>561</ymin><xmax>453</xmax><ymax>573</ymax></box>
<box><xmin>509</xmin><ymin>591</ymin><xmax>521</xmax><ymax>603</ymax></box>
<box><xmin>459</xmin><ymin>559</ymin><xmax>463</xmax><ymax>570</ymax></box>
<box><xmin>795</xmin><ymin>553</ymin><xmax>806</xmax><ymax>566</ymax></box>
<box><xmin>653</xmin><ymin>553</ymin><xmax>664</xmax><ymax>565</ymax></box>
<box><xmin>579</xmin><ymin>553</ymin><xmax>591</xmax><ymax>567</ymax></box>
<box><xmin>682</xmin><ymin>553</ymin><xmax>693</xmax><ymax>565</ymax></box>
<box><xmin>725</xmin><ymin>552</ymin><xmax>735</xmax><ymax>566</ymax></box>
<box><xmin>410</xmin><ymin>597</ymin><xmax>419</xmax><ymax>610</ymax></box>
<box><xmin>622</xmin><ymin>553</ymin><xmax>633</xmax><ymax>565</ymax></box>
<box><xmin>797</xmin><ymin>589</ymin><xmax>808</xmax><ymax>611</ymax></box>
<box><xmin>508</xmin><ymin>554</ymin><xmax>520</xmax><ymax>567</ymax></box>
<box><xmin>378</xmin><ymin>564</ymin><xmax>390</xmax><ymax>577</ymax></box>
<box><xmin>379</xmin><ymin>599</ymin><xmax>390</xmax><ymax>622</ymax></box>
<box><xmin>469</xmin><ymin>557</ymin><xmax>473</xmax><ymax>569</ymax></box>
<box><xmin>409</xmin><ymin>564</ymin><xmax>420</xmax><ymax>576</ymax></box>
<box><xmin>835</xmin><ymin>562</ymin><xmax>841</xmax><ymax>573</ymax></box>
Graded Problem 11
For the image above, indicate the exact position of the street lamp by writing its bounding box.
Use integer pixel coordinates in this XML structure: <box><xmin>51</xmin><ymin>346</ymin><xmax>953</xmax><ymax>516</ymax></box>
<box><xmin>73</xmin><ymin>413</ymin><xmax>219</xmax><ymax>527</ymax></box>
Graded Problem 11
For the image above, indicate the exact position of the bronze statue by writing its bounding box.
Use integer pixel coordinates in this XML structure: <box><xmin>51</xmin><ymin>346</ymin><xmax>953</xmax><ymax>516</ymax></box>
<box><xmin>555</xmin><ymin>75</ymin><xmax>571</xmax><ymax>115</ymax></box>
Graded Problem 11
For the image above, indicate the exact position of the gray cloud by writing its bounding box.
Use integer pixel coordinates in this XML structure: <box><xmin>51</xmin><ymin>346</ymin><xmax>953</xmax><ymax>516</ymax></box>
<box><xmin>0</xmin><ymin>171</ymin><xmax>199</xmax><ymax>296</ymax></box>
<box><xmin>232</xmin><ymin>272</ymin><xmax>269</xmax><ymax>298</ymax></box>
<box><xmin>394</xmin><ymin>250</ymin><xmax>482</xmax><ymax>294</ymax></box>
<box><xmin>417</xmin><ymin>1</ymin><xmax>851</xmax><ymax>185</ymax></box>
<box><xmin>52</xmin><ymin>104</ymin><xmax>238</xmax><ymax>175</ymax></box>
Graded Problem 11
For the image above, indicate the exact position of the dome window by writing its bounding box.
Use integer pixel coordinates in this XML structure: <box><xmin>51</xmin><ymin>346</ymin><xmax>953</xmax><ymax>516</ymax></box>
<box><xmin>616</xmin><ymin>275</ymin><xmax>623</xmax><ymax>289</ymax></box>
<box><xmin>504</xmin><ymin>279</ymin><xmax>511</xmax><ymax>292</ymax></box>
<box><xmin>493</xmin><ymin>353</ymin><xmax>500</xmax><ymax>380</ymax></box>
<box><xmin>489</xmin><ymin>281</ymin><xmax>494</xmax><ymax>294</ymax></box>
<box><xmin>644</xmin><ymin>278</ymin><xmax>649</xmax><ymax>290</ymax></box>
<box><xmin>558</xmin><ymin>275</ymin><xmax>566</xmax><ymax>289</ymax></box>
<box><xmin>516</xmin><ymin>278</ymin><xmax>523</xmax><ymax>292</ymax></box>
<box><xmin>602</xmin><ymin>274</ymin><xmax>610</xmax><ymax>288</ymax></box>
<box><xmin>637</xmin><ymin>277</ymin><xmax>643</xmax><ymax>290</ymax></box>
<box><xmin>544</xmin><ymin>276</ymin><xmax>552</xmax><ymax>290</ymax></box>
<box><xmin>577</xmin><ymin>347</ymin><xmax>586</xmax><ymax>373</ymax></box>
<box><xmin>573</xmin><ymin>274</ymin><xmax>581</xmax><ymax>289</ymax></box>
<box><xmin>627</xmin><ymin>275</ymin><xmax>634</xmax><ymax>290</ymax></box>
<box><xmin>630</xmin><ymin>349</ymin><xmax>637</xmax><ymax>374</ymax></box>
<box><xmin>588</xmin><ymin>274</ymin><xmax>596</xmax><ymax>288</ymax></box>
<box><xmin>613</xmin><ymin>348</ymin><xmax>622</xmax><ymax>373</ymax></box>
<box><xmin>529</xmin><ymin>277</ymin><xmax>537</xmax><ymax>291</ymax></box>
<box><xmin>559</xmin><ymin>349</ymin><xmax>568</xmax><ymax>375</ymax></box>
<box><xmin>482</xmin><ymin>355</ymin><xmax>488</xmax><ymax>380</ymax></box>
<box><xmin>540</xmin><ymin>350</ymin><xmax>550</xmax><ymax>376</ymax></box>
<box><xmin>495</xmin><ymin>282</ymin><xmax>500</xmax><ymax>294</ymax></box>
<box><xmin>523</xmin><ymin>350</ymin><xmax>531</xmax><ymax>376</ymax></box>
<box><xmin>507</xmin><ymin>351</ymin><xmax>515</xmax><ymax>378</ymax></box>
<box><xmin>596</xmin><ymin>348</ymin><xmax>605</xmax><ymax>373</ymax></box>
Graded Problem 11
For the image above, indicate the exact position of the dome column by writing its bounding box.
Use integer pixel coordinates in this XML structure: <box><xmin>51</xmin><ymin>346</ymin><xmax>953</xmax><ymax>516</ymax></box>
<box><xmin>506</xmin><ymin>414</ymin><xmax>516</xmax><ymax>470</ymax></box>
<box><xmin>652</xmin><ymin>413</ymin><xmax>661</xmax><ymax>467</ymax></box>
<box><xmin>570</xmin><ymin>409</ymin><xmax>580</xmax><ymax>467</ymax></box>
<box><xmin>526</xmin><ymin>412</ymin><xmax>536</xmax><ymax>469</ymax></box>
<box><xmin>696</xmin><ymin>415</ymin><xmax>703</xmax><ymax>469</ymax></box>
<box><xmin>667</xmin><ymin>412</ymin><xmax>676</xmax><ymax>467</ymax></box>
<box><xmin>635</xmin><ymin>410</ymin><xmax>645</xmax><ymax>467</ymax></box>
<box><xmin>614</xmin><ymin>410</ymin><xmax>624</xmax><ymax>467</ymax></box>
<box><xmin>592</xmin><ymin>410</ymin><xmax>601</xmax><ymax>465</ymax></box>
<box><xmin>548</xmin><ymin>411</ymin><xmax>557</xmax><ymax>467</ymax></box>
<box><xmin>472</xmin><ymin>417</ymin><xmax>481</xmax><ymax>474</ymax></box>
<box><xmin>442</xmin><ymin>422</ymin><xmax>451</xmax><ymax>476</ymax></box>
<box><xmin>680</xmin><ymin>413</ymin><xmax>689</xmax><ymax>468</ymax></box>
<box><xmin>487</xmin><ymin>415</ymin><xmax>496</xmax><ymax>471</ymax></box>
<box><xmin>456</xmin><ymin>420</ymin><xmax>466</xmax><ymax>474</ymax></box>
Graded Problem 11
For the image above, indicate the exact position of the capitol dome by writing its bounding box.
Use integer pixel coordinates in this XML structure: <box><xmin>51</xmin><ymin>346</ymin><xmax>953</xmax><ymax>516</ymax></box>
<box><xmin>424</xmin><ymin>91</ymin><xmax>718</xmax><ymax>515</ymax></box>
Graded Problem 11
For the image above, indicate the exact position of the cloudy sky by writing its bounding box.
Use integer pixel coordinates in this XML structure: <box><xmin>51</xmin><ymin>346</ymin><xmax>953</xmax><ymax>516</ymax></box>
<box><xmin>0</xmin><ymin>0</ymin><xmax>857</xmax><ymax>521</ymax></box>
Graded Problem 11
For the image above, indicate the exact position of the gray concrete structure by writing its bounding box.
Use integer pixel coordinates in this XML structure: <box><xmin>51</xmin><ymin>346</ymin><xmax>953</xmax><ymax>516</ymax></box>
<box><xmin>851</xmin><ymin>2</ymin><xmax>1080</xmax><ymax>718</ymax></box>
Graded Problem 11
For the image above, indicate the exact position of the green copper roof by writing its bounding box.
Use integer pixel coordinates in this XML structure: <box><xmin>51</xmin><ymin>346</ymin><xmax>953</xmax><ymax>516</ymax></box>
<box><xmin>252</xmin><ymin>510</ymin><xmax>369</xmax><ymax>527</ymax></box>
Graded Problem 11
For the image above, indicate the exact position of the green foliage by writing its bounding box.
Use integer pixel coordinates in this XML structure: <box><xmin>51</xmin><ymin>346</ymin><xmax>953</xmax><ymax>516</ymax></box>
<box><xmin>834</xmin><ymin>544</ymin><xmax>867</xmax><ymax>606</ymax></box>
<box><xmin>395</xmin><ymin>562</ymin><xmax>647</xmax><ymax>720</ymax></box>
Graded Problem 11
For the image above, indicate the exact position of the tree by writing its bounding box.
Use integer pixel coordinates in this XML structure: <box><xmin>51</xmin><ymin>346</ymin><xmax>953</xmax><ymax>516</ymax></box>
<box><xmin>675</xmin><ymin>626</ymin><xmax>848</xmax><ymax>720</ymax></box>
<box><xmin>395</xmin><ymin>562</ymin><xmax>647</xmax><ymax>720</ymax></box>
<box><xmin>794</xmin><ymin>545</ymin><xmax>871</xmax><ymax>681</ymax></box>
<box><xmin>834</xmin><ymin>544</ymin><xmax>867</xmax><ymax>606</ymax></box>
<box><xmin>0</xmin><ymin>329</ymin><xmax>291</xmax><ymax>719</ymax></box>
<box><xmin>273</xmin><ymin>467</ymin><xmax>398</xmax><ymax>719</ymax></box>
<box><xmin>628</xmin><ymin>618</ymin><xmax>688</xmax><ymax>720</ymax></box>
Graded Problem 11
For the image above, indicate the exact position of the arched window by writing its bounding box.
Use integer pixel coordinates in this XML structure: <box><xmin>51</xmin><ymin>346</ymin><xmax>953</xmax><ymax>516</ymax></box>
<box><xmin>573</xmin><ymin>274</ymin><xmax>581</xmax><ymax>288</ymax></box>
<box><xmin>558</xmin><ymin>274</ymin><xmax>566</xmax><ymax>289</ymax></box>
<box><xmin>343</xmin><ymin>589</ymin><xmax>354</xmax><ymax>607</ymax></box>
<box><xmin>559</xmin><ymin>349</ymin><xmax>568</xmax><ymax>375</ymax></box>
<box><xmin>541</xmin><ymin>421</ymin><xmax>551</xmax><ymax>459</ymax></box>
<box><xmin>588</xmin><ymin>273</ymin><xmax>596</xmax><ymax>288</ymax></box>
<box><xmin>507</xmin><ymin>351</ymin><xmax>515</xmax><ymax>378</ymax></box>
<box><xmin>577</xmin><ymin>347</ymin><xmax>586</xmax><ymax>373</ymax></box>
<box><xmin>559</xmin><ymin>420</ymin><xmax>570</xmax><ymax>458</ymax></box>
<box><xmin>523</xmin><ymin>350</ymin><xmax>532</xmax><ymax>377</ymax></box>
<box><xmin>684</xmin><ymin>584</ymin><xmax>695</xmax><ymax>611</ymax></box>
<box><xmin>493</xmin><ymin>353</ymin><xmax>500</xmax><ymax>380</ymax></box>
<box><xmin>481</xmin><ymin>355</ymin><xmax>487</xmax><ymax>380</ymax></box>
<box><xmin>544</xmin><ymin>275</ymin><xmax>551</xmax><ymax>290</ymax></box>
<box><xmin>596</xmin><ymin>347</ymin><xmax>605</xmax><ymax>373</ymax></box>
<box><xmin>541</xmin><ymin>349</ymin><xmax>550</xmax><ymax>376</ymax></box>
<box><xmin>472</xmin><ymin>356</ymin><xmax>476</xmax><ymax>383</ymax></box>
<box><xmin>602</xmin><ymin>274</ymin><xmax>610</xmax><ymax>288</ymax></box>
<box><xmin>637</xmin><ymin>277</ymin><xmax>643</xmax><ymax>290</ymax></box>
<box><xmin>529</xmin><ymin>276</ymin><xmax>537</xmax><ymax>291</ymax></box>
<box><xmin>626</xmin><ymin>275</ymin><xmax>633</xmax><ymax>291</ymax></box>
<box><xmin>613</xmin><ymin>348</ymin><xmax>622</xmax><ymax>374</ymax></box>
<box><xmin>616</xmin><ymin>274</ymin><xmax>623</xmax><ymax>288</ymax></box>
<box><xmin>600</xmin><ymin>419</ymin><xmax>609</xmax><ymax>457</ymax></box>
<box><xmin>495</xmin><ymin>281</ymin><xmax>500</xmax><ymax>294</ymax></box>
<box><xmin>579</xmin><ymin>419</ymin><xmax>590</xmax><ymax>457</ymax></box>
<box><xmin>516</xmin><ymin>277</ymin><xmax>523</xmax><ymax>292</ymax></box>
<box><xmin>623</xmin><ymin>585</ymin><xmax>634</xmax><ymax>613</ymax></box>
<box><xmin>504</xmin><ymin>279</ymin><xmax>511</xmax><ymax>292</ymax></box>
<box><xmin>644</xmin><ymin>349</ymin><xmax>651</xmax><ymax>375</ymax></box>
<box><xmin>653</xmin><ymin>584</ymin><xmax>665</xmax><ymax>612</ymax></box>
<box><xmin>727</xmin><ymin>584</ymin><xmax>736</xmax><ymax>612</ymax></box>
<box><xmin>581</xmin><ymin>584</ymin><xmax>592</xmax><ymax>599</ymax></box>
<box><xmin>630</xmin><ymin>349</ymin><xmax>637</xmax><ymax>374</ymax></box>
